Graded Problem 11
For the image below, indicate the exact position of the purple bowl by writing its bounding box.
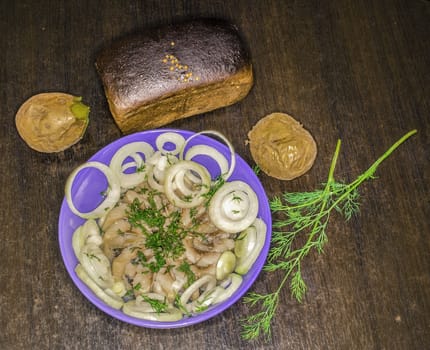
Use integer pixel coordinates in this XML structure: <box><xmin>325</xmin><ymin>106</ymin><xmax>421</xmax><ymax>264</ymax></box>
<box><xmin>58</xmin><ymin>128</ymin><xmax>272</xmax><ymax>328</ymax></box>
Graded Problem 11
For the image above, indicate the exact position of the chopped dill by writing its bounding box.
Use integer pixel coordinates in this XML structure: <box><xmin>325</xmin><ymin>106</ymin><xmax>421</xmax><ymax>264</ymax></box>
<box><xmin>136</xmin><ymin>163</ymin><xmax>146</xmax><ymax>173</ymax></box>
<box><xmin>84</xmin><ymin>252</ymin><xmax>100</xmax><ymax>262</ymax></box>
<box><xmin>202</xmin><ymin>175</ymin><xmax>225</xmax><ymax>206</ymax></box>
<box><xmin>232</xmin><ymin>194</ymin><xmax>243</xmax><ymax>202</ymax></box>
<box><xmin>126</xmin><ymin>194</ymin><xmax>188</xmax><ymax>272</ymax></box>
<box><xmin>178</xmin><ymin>261</ymin><xmax>196</xmax><ymax>288</ymax></box>
<box><xmin>140</xmin><ymin>294</ymin><xmax>168</xmax><ymax>314</ymax></box>
<box><xmin>174</xmin><ymin>295</ymin><xmax>191</xmax><ymax>316</ymax></box>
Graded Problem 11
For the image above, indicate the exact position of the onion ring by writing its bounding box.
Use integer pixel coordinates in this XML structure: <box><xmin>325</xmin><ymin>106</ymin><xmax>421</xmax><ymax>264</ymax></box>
<box><xmin>156</xmin><ymin>132</ymin><xmax>185</xmax><ymax>155</ymax></box>
<box><xmin>208</xmin><ymin>181</ymin><xmax>259</xmax><ymax>233</ymax></box>
<box><xmin>184</xmin><ymin>144</ymin><xmax>229</xmax><ymax>181</ymax></box>
<box><xmin>79</xmin><ymin>243</ymin><xmax>114</xmax><ymax>289</ymax></box>
<box><xmin>72</xmin><ymin>219</ymin><xmax>102</xmax><ymax>257</ymax></box>
<box><xmin>212</xmin><ymin>273</ymin><xmax>243</xmax><ymax>304</ymax></box>
<box><xmin>109</xmin><ymin>141</ymin><xmax>154</xmax><ymax>189</ymax></box>
<box><xmin>180</xmin><ymin>130</ymin><xmax>236</xmax><ymax>181</ymax></box>
<box><xmin>164</xmin><ymin>160</ymin><xmax>211</xmax><ymax>208</ymax></box>
<box><xmin>65</xmin><ymin>161</ymin><xmax>121</xmax><ymax>219</ymax></box>
<box><xmin>123</xmin><ymin>301</ymin><xmax>183</xmax><ymax>321</ymax></box>
<box><xmin>75</xmin><ymin>265</ymin><xmax>123</xmax><ymax>309</ymax></box>
<box><xmin>180</xmin><ymin>274</ymin><xmax>217</xmax><ymax>311</ymax></box>
<box><xmin>235</xmin><ymin>218</ymin><xmax>267</xmax><ymax>275</ymax></box>
<box><xmin>146</xmin><ymin>151</ymin><xmax>178</xmax><ymax>192</ymax></box>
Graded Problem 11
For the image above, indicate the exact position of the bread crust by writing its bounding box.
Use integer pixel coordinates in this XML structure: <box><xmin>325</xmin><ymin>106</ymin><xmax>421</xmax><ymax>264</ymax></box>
<box><xmin>96</xmin><ymin>19</ymin><xmax>253</xmax><ymax>133</ymax></box>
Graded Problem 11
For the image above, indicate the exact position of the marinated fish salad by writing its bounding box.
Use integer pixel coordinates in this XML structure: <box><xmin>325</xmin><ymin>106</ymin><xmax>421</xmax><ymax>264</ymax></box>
<box><xmin>65</xmin><ymin>130</ymin><xmax>267</xmax><ymax>321</ymax></box>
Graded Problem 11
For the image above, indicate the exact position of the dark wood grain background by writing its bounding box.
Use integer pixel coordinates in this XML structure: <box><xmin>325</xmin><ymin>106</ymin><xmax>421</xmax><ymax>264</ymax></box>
<box><xmin>1</xmin><ymin>1</ymin><xmax>429</xmax><ymax>349</ymax></box>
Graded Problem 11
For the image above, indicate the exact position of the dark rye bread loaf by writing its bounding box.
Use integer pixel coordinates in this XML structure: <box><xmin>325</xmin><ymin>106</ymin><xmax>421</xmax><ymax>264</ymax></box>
<box><xmin>95</xmin><ymin>19</ymin><xmax>253</xmax><ymax>133</ymax></box>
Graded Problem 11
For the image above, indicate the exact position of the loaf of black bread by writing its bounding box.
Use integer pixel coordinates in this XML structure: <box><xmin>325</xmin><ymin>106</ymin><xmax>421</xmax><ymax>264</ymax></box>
<box><xmin>95</xmin><ymin>19</ymin><xmax>253</xmax><ymax>133</ymax></box>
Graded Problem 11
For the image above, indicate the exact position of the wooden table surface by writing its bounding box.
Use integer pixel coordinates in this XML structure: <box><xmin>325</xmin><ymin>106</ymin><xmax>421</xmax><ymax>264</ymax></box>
<box><xmin>1</xmin><ymin>1</ymin><xmax>429</xmax><ymax>349</ymax></box>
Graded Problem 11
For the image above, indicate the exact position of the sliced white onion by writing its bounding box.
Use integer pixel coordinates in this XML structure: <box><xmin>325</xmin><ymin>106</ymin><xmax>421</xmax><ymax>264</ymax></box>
<box><xmin>127</xmin><ymin>301</ymin><xmax>157</xmax><ymax>313</ymax></box>
<box><xmin>152</xmin><ymin>154</ymin><xmax>177</xmax><ymax>181</ymax></box>
<box><xmin>65</xmin><ymin>161</ymin><xmax>121</xmax><ymax>219</ymax></box>
<box><xmin>146</xmin><ymin>152</ymin><xmax>178</xmax><ymax>192</ymax></box>
<box><xmin>72</xmin><ymin>226</ymin><xmax>84</xmax><ymax>258</ymax></box>
<box><xmin>72</xmin><ymin>219</ymin><xmax>101</xmax><ymax>257</ymax></box>
<box><xmin>180</xmin><ymin>130</ymin><xmax>236</xmax><ymax>181</ymax></box>
<box><xmin>156</xmin><ymin>132</ymin><xmax>185</xmax><ymax>155</ymax></box>
<box><xmin>184</xmin><ymin>145</ymin><xmax>229</xmax><ymax>182</ymax></box>
<box><xmin>147</xmin><ymin>165</ymin><xmax>165</xmax><ymax>192</ymax></box>
<box><xmin>234</xmin><ymin>225</ymin><xmax>257</xmax><ymax>259</ymax></box>
<box><xmin>122</xmin><ymin>301</ymin><xmax>183</xmax><ymax>321</ymax></box>
<box><xmin>164</xmin><ymin>161</ymin><xmax>211</xmax><ymax>208</ymax></box>
<box><xmin>146</xmin><ymin>167</ymin><xmax>161</xmax><ymax>192</ymax></box>
<box><xmin>235</xmin><ymin>218</ymin><xmax>267</xmax><ymax>275</ymax></box>
<box><xmin>79</xmin><ymin>243</ymin><xmax>114</xmax><ymax>289</ymax></box>
<box><xmin>109</xmin><ymin>141</ymin><xmax>154</xmax><ymax>189</ymax></box>
<box><xmin>119</xmin><ymin>159</ymin><xmax>145</xmax><ymax>189</ymax></box>
<box><xmin>212</xmin><ymin>273</ymin><xmax>243</xmax><ymax>304</ymax></box>
<box><xmin>110</xmin><ymin>281</ymin><xmax>127</xmax><ymax>297</ymax></box>
<box><xmin>208</xmin><ymin>181</ymin><xmax>259</xmax><ymax>233</ymax></box>
<box><xmin>75</xmin><ymin>264</ymin><xmax>124</xmax><ymax>309</ymax></box>
<box><xmin>189</xmin><ymin>272</ymin><xmax>243</xmax><ymax>311</ymax></box>
<box><xmin>180</xmin><ymin>274</ymin><xmax>217</xmax><ymax>311</ymax></box>
<box><xmin>189</xmin><ymin>287</ymin><xmax>221</xmax><ymax>313</ymax></box>
<box><xmin>172</xmin><ymin>169</ymin><xmax>196</xmax><ymax>196</ymax></box>
<box><xmin>147</xmin><ymin>151</ymin><xmax>177</xmax><ymax>168</ymax></box>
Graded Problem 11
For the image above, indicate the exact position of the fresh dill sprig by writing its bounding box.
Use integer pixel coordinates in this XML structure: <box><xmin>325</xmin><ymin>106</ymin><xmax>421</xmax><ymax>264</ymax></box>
<box><xmin>241</xmin><ymin>129</ymin><xmax>417</xmax><ymax>341</ymax></box>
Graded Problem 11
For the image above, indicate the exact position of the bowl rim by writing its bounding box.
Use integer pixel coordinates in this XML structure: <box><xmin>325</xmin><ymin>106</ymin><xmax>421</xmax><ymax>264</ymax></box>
<box><xmin>58</xmin><ymin>128</ymin><xmax>272</xmax><ymax>328</ymax></box>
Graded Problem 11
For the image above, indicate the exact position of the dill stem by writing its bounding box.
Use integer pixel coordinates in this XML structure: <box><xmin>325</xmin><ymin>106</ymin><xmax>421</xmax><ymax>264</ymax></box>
<box><xmin>327</xmin><ymin>129</ymin><xmax>417</xmax><ymax>213</ymax></box>
<box><xmin>274</xmin><ymin>257</ymin><xmax>296</xmax><ymax>294</ymax></box>
<box><xmin>326</xmin><ymin>139</ymin><xmax>342</xmax><ymax>185</ymax></box>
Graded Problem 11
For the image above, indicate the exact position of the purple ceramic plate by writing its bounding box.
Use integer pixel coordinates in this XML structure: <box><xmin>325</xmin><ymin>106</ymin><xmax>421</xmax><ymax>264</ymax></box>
<box><xmin>58</xmin><ymin>128</ymin><xmax>272</xmax><ymax>328</ymax></box>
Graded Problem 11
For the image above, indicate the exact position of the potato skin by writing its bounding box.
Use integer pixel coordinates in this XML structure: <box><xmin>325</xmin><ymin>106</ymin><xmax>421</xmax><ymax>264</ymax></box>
<box><xmin>247</xmin><ymin>113</ymin><xmax>317</xmax><ymax>180</ymax></box>
<box><xmin>15</xmin><ymin>92</ymin><xmax>89</xmax><ymax>153</ymax></box>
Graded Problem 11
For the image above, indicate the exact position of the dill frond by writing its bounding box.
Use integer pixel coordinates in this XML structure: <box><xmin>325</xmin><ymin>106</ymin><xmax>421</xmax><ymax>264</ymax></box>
<box><xmin>240</xmin><ymin>129</ymin><xmax>417</xmax><ymax>341</ymax></box>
